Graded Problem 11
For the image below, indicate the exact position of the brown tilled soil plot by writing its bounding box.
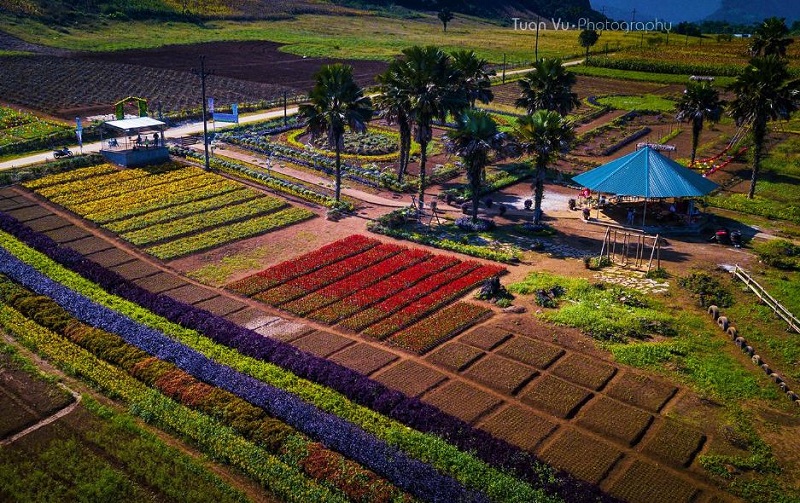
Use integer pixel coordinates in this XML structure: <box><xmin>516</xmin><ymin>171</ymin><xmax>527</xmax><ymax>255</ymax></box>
<box><xmin>76</xmin><ymin>40</ymin><xmax>388</xmax><ymax>90</ymax></box>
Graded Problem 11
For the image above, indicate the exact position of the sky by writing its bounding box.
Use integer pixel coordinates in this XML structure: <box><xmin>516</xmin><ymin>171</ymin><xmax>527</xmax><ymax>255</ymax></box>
<box><xmin>591</xmin><ymin>0</ymin><xmax>720</xmax><ymax>23</ymax></box>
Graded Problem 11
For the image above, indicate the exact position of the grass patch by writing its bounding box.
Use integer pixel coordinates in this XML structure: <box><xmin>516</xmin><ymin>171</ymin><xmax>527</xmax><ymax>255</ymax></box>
<box><xmin>705</xmin><ymin>136</ymin><xmax>800</xmax><ymax>225</ymax></box>
<box><xmin>567</xmin><ymin>64</ymin><xmax>736</xmax><ymax>87</ymax></box>
<box><xmin>0</xmin><ymin>13</ymin><xmax>662</xmax><ymax>63</ymax></box>
<box><xmin>507</xmin><ymin>272</ymin><xmax>676</xmax><ymax>342</ymax></box>
<box><xmin>596</xmin><ymin>94</ymin><xmax>676</xmax><ymax>113</ymax></box>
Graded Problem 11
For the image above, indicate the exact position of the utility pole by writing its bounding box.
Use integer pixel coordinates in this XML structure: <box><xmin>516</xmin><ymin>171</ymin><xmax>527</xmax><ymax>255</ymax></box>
<box><xmin>192</xmin><ymin>56</ymin><xmax>213</xmax><ymax>171</ymax></box>
<box><xmin>535</xmin><ymin>15</ymin><xmax>540</xmax><ymax>63</ymax></box>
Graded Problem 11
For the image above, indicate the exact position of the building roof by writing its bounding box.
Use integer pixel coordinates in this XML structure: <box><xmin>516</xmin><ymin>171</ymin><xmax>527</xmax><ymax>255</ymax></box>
<box><xmin>104</xmin><ymin>117</ymin><xmax>166</xmax><ymax>133</ymax></box>
<box><xmin>572</xmin><ymin>146</ymin><xmax>719</xmax><ymax>198</ymax></box>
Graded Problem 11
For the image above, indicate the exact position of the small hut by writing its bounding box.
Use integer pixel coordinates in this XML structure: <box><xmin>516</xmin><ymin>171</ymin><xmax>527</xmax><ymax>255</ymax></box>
<box><xmin>101</xmin><ymin>117</ymin><xmax>168</xmax><ymax>167</ymax></box>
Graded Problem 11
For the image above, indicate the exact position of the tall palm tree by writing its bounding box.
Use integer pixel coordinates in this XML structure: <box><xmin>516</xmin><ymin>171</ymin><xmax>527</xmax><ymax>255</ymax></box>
<box><xmin>450</xmin><ymin>49</ymin><xmax>495</xmax><ymax>108</ymax></box>
<box><xmin>749</xmin><ymin>17</ymin><xmax>793</xmax><ymax>57</ymax></box>
<box><xmin>675</xmin><ymin>81</ymin><xmax>725</xmax><ymax>165</ymax></box>
<box><xmin>513</xmin><ymin>110</ymin><xmax>574</xmax><ymax>224</ymax></box>
<box><xmin>299</xmin><ymin>64</ymin><xmax>373</xmax><ymax>203</ymax></box>
<box><xmin>375</xmin><ymin>62</ymin><xmax>413</xmax><ymax>183</ymax></box>
<box><xmin>515</xmin><ymin>58</ymin><xmax>579</xmax><ymax>116</ymax></box>
<box><xmin>398</xmin><ymin>45</ymin><xmax>467</xmax><ymax>208</ymax></box>
<box><xmin>438</xmin><ymin>7</ymin><xmax>454</xmax><ymax>32</ymax></box>
<box><xmin>445</xmin><ymin>110</ymin><xmax>506</xmax><ymax>222</ymax></box>
<box><xmin>728</xmin><ymin>55</ymin><xmax>799</xmax><ymax>199</ymax></box>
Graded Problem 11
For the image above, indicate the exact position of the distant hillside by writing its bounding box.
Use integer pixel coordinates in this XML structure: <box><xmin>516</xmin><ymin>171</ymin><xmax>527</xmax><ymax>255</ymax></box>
<box><xmin>705</xmin><ymin>0</ymin><xmax>800</xmax><ymax>24</ymax></box>
<box><xmin>336</xmin><ymin>0</ymin><xmax>602</xmax><ymax>21</ymax></box>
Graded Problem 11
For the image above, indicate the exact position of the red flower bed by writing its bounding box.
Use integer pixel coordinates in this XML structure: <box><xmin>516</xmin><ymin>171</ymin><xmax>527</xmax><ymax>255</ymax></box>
<box><xmin>255</xmin><ymin>243</ymin><xmax>402</xmax><ymax>306</ymax></box>
<box><xmin>389</xmin><ymin>302</ymin><xmax>492</xmax><ymax>354</ymax></box>
<box><xmin>283</xmin><ymin>249</ymin><xmax>429</xmax><ymax>316</ymax></box>
<box><xmin>310</xmin><ymin>255</ymin><xmax>459</xmax><ymax>325</ymax></box>
<box><xmin>227</xmin><ymin>234</ymin><xmax>378</xmax><ymax>295</ymax></box>
<box><xmin>363</xmin><ymin>265</ymin><xmax>503</xmax><ymax>339</ymax></box>
<box><xmin>339</xmin><ymin>261</ymin><xmax>482</xmax><ymax>333</ymax></box>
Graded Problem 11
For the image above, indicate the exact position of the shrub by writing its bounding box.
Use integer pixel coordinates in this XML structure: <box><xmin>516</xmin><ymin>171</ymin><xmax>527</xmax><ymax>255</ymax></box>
<box><xmin>678</xmin><ymin>271</ymin><xmax>734</xmax><ymax>308</ymax></box>
<box><xmin>455</xmin><ymin>217</ymin><xmax>495</xmax><ymax>232</ymax></box>
<box><xmin>753</xmin><ymin>239</ymin><xmax>800</xmax><ymax>271</ymax></box>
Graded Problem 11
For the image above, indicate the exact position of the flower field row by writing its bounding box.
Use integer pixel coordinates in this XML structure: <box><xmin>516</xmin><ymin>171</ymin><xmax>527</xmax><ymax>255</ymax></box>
<box><xmin>228</xmin><ymin>234</ymin><xmax>378</xmax><ymax>296</ymax></box>
<box><xmin>0</xmin><ymin>213</ymin><xmax>612</xmax><ymax>503</ymax></box>
<box><xmin>0</xmin><ymin>303</ymin><xmax>347</xmax><ymax>503</ymax></box>
<box><xmin>24</xmin><ymin>164</ymin><xmax>315</xmax><ymax>260</ymax></box>
<box><xmin>309</xmin><ymin>254</ymin><xmax>460</xmax><ymax>325</ymax></box>
<box><xmin>281</xmin><ymin>249</ymin><xmax>430</xmax><ymax>316</ymax></box>
<box><xmin>361</xmin><ymin>265</ymin><xmax>503</xmax><ymax>340</ymax></box>
<box><xmin>22</xmin><ymin>163</ymin><xmax>119</xmax><ymax>190</ymax></box>
<box><xmin>145</xmin><ymin>207</ymin><xmax>314</xmax><ymax>260</ymax></box>
<box><xmin>122</xmin><ymin>196</ymin><xmax>287</xmax><ymax>246</ymax></box>
<box><xmin>35</xmin><ymin>163</ymin><xmax>194</xmax><ymax>203</ymax></box>
<box><xmin>227</xmin><ymin>234</ymin><xmax>502</xmax><ymax>346</ymax></box>
<box><xmin>104</xmin><ymin>187</ymin><xmax>259</xmax><ymax>233</ymax></box>
<box><xmin>389</xmin><ymin>302</ymin><xmax>491</xmax><ymax>353</ymax></box>
<box><xmin>0</xmin><ymin>247</ymin><xmax>489</xmax><ymax>503</ymax></box>
<box><xmin>254</xmin><ymin>243</ymin><xmax>403</xmax><ymax>306</ymax></box>
<box><xmin>170</xmin><ymin>147</ymin><xmax>353</xmax><ymax>211</ymax></box>
<box><xmin>0</xmin><ymin>276</ymin><xmax>414</xmax><ymax>503</ymax></box>
<box><xmin>86</xmin><ymin>178</ymin><xmax>243</xmax><ymax>224</ymax></box>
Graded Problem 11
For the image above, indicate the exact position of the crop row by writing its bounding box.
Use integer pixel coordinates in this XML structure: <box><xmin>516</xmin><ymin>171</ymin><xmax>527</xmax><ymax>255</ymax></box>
<box><xmin>74</xmin><ymin>171</ymin><xmax>229</xmax><ymax>218</ymax></box>
<box><xmin>22</xmin><ymin>164</ymin><xmax>119</xmax><ymax>190</ymax></box>
<box><xmin>309</xmin><ymin>254</ymin><xmax>460</xmax><ymax>325</ymax></box>
<box><xmin>0</xmin><ymin>276</ymin><xmax>413</xmax><ymax>503</ymax></box>
<box><xmin>361</xmin><ymin>265</ymin><xmax>503</xmax><ymax>339</ymax></box>
<box><xmin>122</xmin><ymin>196</ymin><xmax>287</xmax><ymax>246</ymax></box>
<box><xmin>228</xmin><ymin>234</ymin><xmax>378</xmax><ymax>296</ymax></box>
<box><xmin>26</xmin><ymin>164</ymin><xmax>314</xmax><ymax>260</ymax></box>
<box><xmin>255</xmin><ymin>243</ymin><xmax>403</xmax><ymax>306</ymax></box>
<box><xmin>0</xmin><ymin>214</ymin><xmax>612</xmax><ymax>503</ymax></box>
<box><xmin>34</xmin><ymin>163</ymin><xmax>193</xmax><ymax>202</ymax></box>
<box><xmin>170</xmin><ymin>147</ymin><xmax>352</xmax><ymax>211</ymax></box>
<box><xmin>0</xmin><ymin>246</ymin><xmax>488</xmax><ymax>503</ymax></box>
<box><xmin>281</xmin><ymin>249</ymin><xmax>430</xmax><ymax>316</ymax></box>
<box><xmin>86</xmin><ymin>178</ymin><xmax>243</xmax><ymax>224</ymax></box>
<box><xmin>104</xmin><ymin>188</ymin><xmax>259</xmax><ymax>233</ymax></box>
<box><xmin>0</xmin><ymin>301</ymin><xmax>344</xmax><ymax>503</ymax></box>
<box><xmin>389</xmin><ymin>302</ymin><xmax>491</xmax><ymax>354</ymax></box>
<box><xmin>145</xmin><ymin>207</ymin><xmax>314</xmax><ymax>260</ymax></box>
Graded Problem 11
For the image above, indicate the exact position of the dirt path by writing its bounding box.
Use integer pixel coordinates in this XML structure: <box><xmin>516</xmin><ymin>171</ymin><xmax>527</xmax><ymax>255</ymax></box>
<box><xmin>0</xmin><ymin>382</ymin><xmax>81</xmax><ymax>446</ymax></box>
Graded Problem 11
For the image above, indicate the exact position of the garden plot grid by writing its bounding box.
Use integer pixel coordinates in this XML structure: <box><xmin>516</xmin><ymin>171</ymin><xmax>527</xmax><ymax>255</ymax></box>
<box><xmin>421</xmin><ymin>321</ymin><xmax>718</xmax><ymax>503</ymax></box>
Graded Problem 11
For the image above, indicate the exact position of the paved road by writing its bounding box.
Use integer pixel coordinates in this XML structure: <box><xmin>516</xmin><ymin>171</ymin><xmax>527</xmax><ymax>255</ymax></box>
<box><xmin>0</xmin><ymin>106</ymin><xmax>300</xmax><ymax>171</ymax></box>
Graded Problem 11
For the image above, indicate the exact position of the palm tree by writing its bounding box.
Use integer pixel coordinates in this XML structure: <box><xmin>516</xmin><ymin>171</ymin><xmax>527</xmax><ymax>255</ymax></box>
<box><xmin>398</xmin><ymin>45</ymin><xmax>467</xmax><ymax>208</ymax></box>
<box><xmin>513</xmin><ymin>110</ymin><xmax>574</xmax><ymax>224</ymax></box>
<box><xmin>515</xmin><ymin>58</ymin><xmax>579</xmax><ymax>116</ymax></box>
<box><xmin>578</xmin><ymin>29</ymin><xmax>600</xmax><ymax>63</ymax></box>
<box><xmin>375</xmin><ymin>62</ymin><xmax>413</xmax><ymax>183</ymax></box>
<box><xmin>450</xmin><ymin>49</ymin><xmax>495</xmax><ymax>108</ymax></box>
<box><xmin>445</xmin><ymin>110</ymin><xmax>506</xmax><ymax>222</ymax></box>
<box><xmin>299</xmin><ymin>64</ymin><xmax>373</xmax><ymax>203</ymax></box>
<box><xmin>675</xmin><ymin>81</ymin><xmax>725</xmax><ymax>165</ymax></box>
<box><xmin>749</xmin><ymin>17</ymin><xmax>793</xmax><ymax>57</ymax></box>
<box><xmin>728</xmin><ymin>55</ymin><xmax>799</xmax><ymax>199</ymax></box>
<box><xmin>438</xmin><ymin>8</ymin><xmax>454</xmax><ymax>32</ymax></box>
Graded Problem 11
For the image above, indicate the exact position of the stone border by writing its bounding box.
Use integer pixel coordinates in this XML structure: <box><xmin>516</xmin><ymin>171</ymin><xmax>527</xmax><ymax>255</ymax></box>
<box><xmin>708</xmin><ymin>305</ymin><xmax>800</xmax><ymax>406</ymax></box>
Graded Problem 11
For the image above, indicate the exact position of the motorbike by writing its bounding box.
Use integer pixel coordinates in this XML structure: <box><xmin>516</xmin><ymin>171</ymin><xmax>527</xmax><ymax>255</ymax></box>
<box><xmin>709</xmin><ymin>228</ymin><xmax>743</xmax><ymax>248</ymax></box>
<box><xmin>53</xmin><ymin>147</ymin><xmax>73</xmax><ymax>159</ymax></box>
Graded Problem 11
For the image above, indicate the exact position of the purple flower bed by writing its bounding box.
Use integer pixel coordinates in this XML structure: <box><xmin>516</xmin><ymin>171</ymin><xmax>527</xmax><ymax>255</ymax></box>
<box><xmin>0</xmin><ymin>246</ymin><xmax>486</xmax><ymax>503</ymax></box>
<box><xmin>0</xmin><ymin>210</ymin><xmax>617</xmax><ymax>503</ymax></box>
